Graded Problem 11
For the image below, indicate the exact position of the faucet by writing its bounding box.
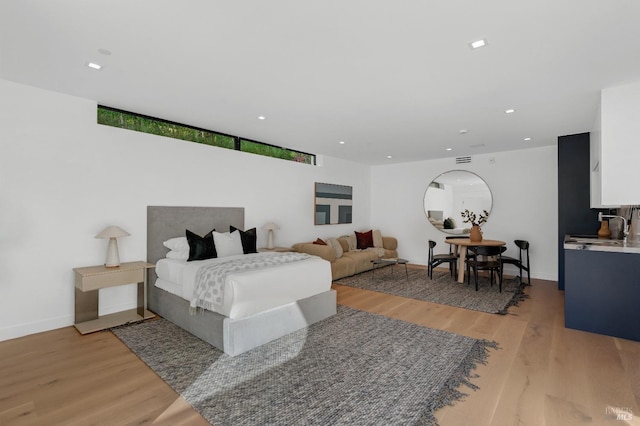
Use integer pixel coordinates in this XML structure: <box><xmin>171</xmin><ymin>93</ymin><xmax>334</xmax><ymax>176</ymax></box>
<box><xmin>598</xmin><ymin>212</ymin><xmax>628</xmax><ymax>240</ymax></box>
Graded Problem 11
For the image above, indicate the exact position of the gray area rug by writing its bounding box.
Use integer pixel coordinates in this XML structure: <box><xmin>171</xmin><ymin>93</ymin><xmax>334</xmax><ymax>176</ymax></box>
<box><xmin>112</xmin><ymin>306</ymin><xmax>497</xmax><ymax>426</ymax></box>
<box><xmin>335</xmin><ymin>267</ymin><xmax>528</xmax><ymax>315</ymax></box>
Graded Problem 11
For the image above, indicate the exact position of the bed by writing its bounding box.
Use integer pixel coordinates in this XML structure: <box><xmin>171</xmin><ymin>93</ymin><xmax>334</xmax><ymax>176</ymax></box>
<box><xmin>147</xmin><ymin>206</ymin><xmax>336</xmax><ymax>356</ymax></box>
<box><xmin>427</xmin><ymin>210</ymin><xmax>470</xmax><ymax>235</ymax></box>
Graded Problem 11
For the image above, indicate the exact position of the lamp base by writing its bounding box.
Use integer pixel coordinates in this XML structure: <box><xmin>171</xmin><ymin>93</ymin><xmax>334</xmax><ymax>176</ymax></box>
<box><xmin>105</xmin><ymin>238</ymin><xmax>121</xmax><ymax>268</ymax></box>
<box><xmin>267</xmin><ymin>230</ymin><xmax>275</xmax><ymax>250</ymax></box>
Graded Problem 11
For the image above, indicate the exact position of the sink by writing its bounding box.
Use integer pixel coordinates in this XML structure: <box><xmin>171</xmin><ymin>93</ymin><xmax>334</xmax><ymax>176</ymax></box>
<box><xmin>568</xmin><ymin>234</ymin><xmax>599</xmax><ymax>239</ymax></box>
<box><xmin>565</xmin><ymin>237</ymin><xmax>623</xmax><ymax>246</ymax></box>
<box><xmin>576</xmin><ymin>240</ymin><xmax>621</xmax><ymax>246</ymax></box>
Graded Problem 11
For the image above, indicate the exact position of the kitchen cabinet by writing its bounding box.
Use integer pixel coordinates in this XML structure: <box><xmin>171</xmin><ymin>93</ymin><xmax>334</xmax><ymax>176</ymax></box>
<box><xmin>599</xmin><ymin>80</ymin><xmax>640</xmax><ymax>205</ymax></box>
<box><xmin>564</xmin><ymin>238</ymin><xmax>640</xmax><ymax>342</ymax></box>
<box><xmin>589</xmin><ymin>107</ymin><xmax>617</xmax><ymax>208</ymax></box>
<box><xmin>557</xmin><ymin>133</ymin><xmax>607</xmax><ymax>290</ymax></box>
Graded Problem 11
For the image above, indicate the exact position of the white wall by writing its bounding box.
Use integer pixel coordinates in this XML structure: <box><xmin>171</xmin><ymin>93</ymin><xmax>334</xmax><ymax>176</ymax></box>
<box><xmin>370</xmin><ymin>147</ymin><xmax>559</xmax><ymax>281</ymax></box>
<box><xmin>0</xmin><ymin>79</ymin><xmax>371</xmax><ymax>341</ymax></box>
<box><xmin>0</xmin><ymin>78</ymin><xmax>561</xmax><ymax>341</ymax></box>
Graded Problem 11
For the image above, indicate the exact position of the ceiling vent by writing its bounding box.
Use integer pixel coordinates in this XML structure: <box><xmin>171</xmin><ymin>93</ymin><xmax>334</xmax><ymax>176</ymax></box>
<box><xmin>455</xmin><ymin>156</ymin><xmax>472</xmax><ymax>164</ymax></box>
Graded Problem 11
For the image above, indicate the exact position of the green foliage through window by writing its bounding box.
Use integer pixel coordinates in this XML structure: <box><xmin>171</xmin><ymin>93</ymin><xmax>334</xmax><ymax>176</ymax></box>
<box><xmin>97</xmin><ymin>106</ymin><xmax>315</xmax><ymax>165</ymax></box>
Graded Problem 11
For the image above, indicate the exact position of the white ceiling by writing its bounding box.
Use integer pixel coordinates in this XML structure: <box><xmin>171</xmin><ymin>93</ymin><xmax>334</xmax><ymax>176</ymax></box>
<box><xmin>2</xmin><ymin>0</ymin><xmax>640</xmax><ymax>165</ymax></box>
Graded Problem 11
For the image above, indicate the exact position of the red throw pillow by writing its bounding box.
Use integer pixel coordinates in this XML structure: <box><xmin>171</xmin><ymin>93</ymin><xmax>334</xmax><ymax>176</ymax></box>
<box><xmin>355</xmin><ymin>230</ymin><xmax>374</xmax><ymax>249</ymax></box>
<box><xmin>313</xmin><ymin>238</ymin><xmax>327</xmax><ymax>245</ymax></box>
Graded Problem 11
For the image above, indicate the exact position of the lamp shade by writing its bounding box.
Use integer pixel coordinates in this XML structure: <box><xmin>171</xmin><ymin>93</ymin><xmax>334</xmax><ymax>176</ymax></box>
<box><xmin>95</xmin><ymin>225</ymin><xmax>130</xmax><ymax>239</ymax></box>
<box><xmin>262</xmin><ymin>222</ymin><xmax>280</xmax><ymax>231</ymax></box>
<box><xmin>95</xmin><ymin>225</ymin><xmax>129</xmax><ymax>267</ymax></box>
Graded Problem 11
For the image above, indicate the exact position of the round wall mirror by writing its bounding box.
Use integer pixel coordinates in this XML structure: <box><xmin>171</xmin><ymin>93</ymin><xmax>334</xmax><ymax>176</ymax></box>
<box><xmin>423</xmin><ymin>170</ymin><xmax>493</xmax><ymax>234</ymax></box>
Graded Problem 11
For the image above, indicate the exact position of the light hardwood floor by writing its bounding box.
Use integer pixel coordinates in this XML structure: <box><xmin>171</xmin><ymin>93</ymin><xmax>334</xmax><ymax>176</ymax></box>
<box><xmin>1</xmin><ymin>267</ymin><xmax>639</xmax><ymax>425</ymax></box>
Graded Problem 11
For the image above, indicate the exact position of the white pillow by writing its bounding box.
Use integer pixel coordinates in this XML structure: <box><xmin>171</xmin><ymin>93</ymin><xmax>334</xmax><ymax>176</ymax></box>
<box><xmin>326</xmin><ymin>237</ymin><xmax>343</xmax><ymax>259</ymax></box>
<box><xmin>166</xmin><ymin>250</ymin><xmax>189</xmax><ymax>260</ymax></box>
<box><xmin>213</xmin><ymin>231</ymin><xmax>244</xmax><ymax>257</ymax></box>
<box><xmin>163</xmin><ymin>237</ymin><xmax>189</xmax><ymax>252</ymax></box>
<box><xmin>372</xmin><ymin>229</ymin><xmax>384</xmax><ymax>248</ymax></box>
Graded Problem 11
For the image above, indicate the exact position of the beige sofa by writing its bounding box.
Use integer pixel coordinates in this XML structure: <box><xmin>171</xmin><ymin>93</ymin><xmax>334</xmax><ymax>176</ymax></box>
<box><xmin>292</xmin><ymin>234</ymin><xmax>398</xmax><ymax>280</ymax></box>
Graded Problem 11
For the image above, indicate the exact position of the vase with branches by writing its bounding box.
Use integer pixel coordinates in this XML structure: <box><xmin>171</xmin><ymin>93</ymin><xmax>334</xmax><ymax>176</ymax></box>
<box><xmin>460</xmin><ymin>209</ymin><xmax>489</xmax><ymax>242</ymax></box>
<box><xmin>460</xmin><ymin>209</ymin><xmax>489</xmax><ymax>226</ymax></box>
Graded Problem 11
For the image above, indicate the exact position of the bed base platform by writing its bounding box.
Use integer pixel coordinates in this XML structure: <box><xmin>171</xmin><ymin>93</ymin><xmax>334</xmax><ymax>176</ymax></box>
<box><xmin>149</xmin><ymin>285</ymin><xmax>336</xmax><ymax>356</ymax></box>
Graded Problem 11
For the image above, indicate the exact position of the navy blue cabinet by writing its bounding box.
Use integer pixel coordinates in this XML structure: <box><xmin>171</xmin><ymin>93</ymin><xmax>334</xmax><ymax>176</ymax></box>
<box><xmin>557</xmin><ymin>133</ymin><xmax>607</xmax><ymax>290</ymax></box>
<box><xmin>565</xmin><ymin>248</ymin><xmax>640</xmax><ymax>341</ymax></box>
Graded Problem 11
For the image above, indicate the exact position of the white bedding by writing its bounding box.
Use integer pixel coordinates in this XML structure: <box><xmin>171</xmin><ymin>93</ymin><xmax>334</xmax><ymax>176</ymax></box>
<box><xmin>447</xmin><ymin>227</ymin><xmax>471</xmax><ymax>235</ymax></box>
<box><xmin>155</xmin><ymin>252</ymin><xmax>331</xmax><ymax>320</ymax></box>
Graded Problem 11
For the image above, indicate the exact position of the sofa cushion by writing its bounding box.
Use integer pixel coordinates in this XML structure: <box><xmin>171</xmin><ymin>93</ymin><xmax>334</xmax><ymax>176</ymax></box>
<box><xmin>343</xmin><ymin>250</ymin><xmax>378</xmax><ymax>273</ymax></box>
<box><xmin>355</xmin><ymin>230</ymin><xmax>374</xmax><ymax>249</ymax></box>
<box><xmin>294</xmin><ymin>243</ymin><xmax>336</xmax><ymax>263</ymax></box>
<box><xmin>372</xmin><ymin>229</ymin><xmax>383</xmax><ymax>248</ymax></box>
<box><xmin>337</xmin><ymin>238</ymin><xmax>350</xmax><ymax>253</ymax></box>
<box><xmin>382</xmin><ymin>236</ymin><xmax>398</xmax><ymax>251</ymax></box>
<box><xmin>331</xmin><ymin>257</ymin><xmax>356</xmax><ymax>280</ymax></box>
<box><xmin>326</xmin><ymin>237</ymin><xmax>343</xmax><ymax>258</ymax></box>
<box><xmin>341</xmin><ymin>235</ymin><xmax>357</xmax><ymax>251</ymax></box>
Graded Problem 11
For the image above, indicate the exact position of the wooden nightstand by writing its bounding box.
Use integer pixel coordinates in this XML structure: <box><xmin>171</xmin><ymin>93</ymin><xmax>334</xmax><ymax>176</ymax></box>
<box><xmin>258</xmin><ymin>247</ymin><xmax>293</xmax><ymax>252</ymax></box>
<box><xmin>73</xmin><ymin>261</ymin><xmax>155</xmax><ymax>334</ymax></box>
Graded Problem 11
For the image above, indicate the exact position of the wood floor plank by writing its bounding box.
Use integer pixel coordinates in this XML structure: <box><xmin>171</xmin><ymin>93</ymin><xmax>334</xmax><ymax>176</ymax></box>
<box><xmin>0</xmin><ymin>327</ymin><xmax>209</xmax><ymax>425</ymax></box>
<box><xmin>2</xmin><ymin>268</ymin><xmax>640</xmax><ymax>425</ymax></box>
<box><xmin>435</xmin><ymin>314</ymin><xmax>529</xmax><ymax>426</ymax></box>
<box><xmin>0</xmin><ymin>401</ymin><xmax>38</xmax><ymax>426</ymax></box>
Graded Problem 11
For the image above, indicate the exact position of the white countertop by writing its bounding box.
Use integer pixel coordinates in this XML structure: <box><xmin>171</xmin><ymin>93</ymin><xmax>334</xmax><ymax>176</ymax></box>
<box><xmin>564</xmin><ymin>235</ymin><xmax>640</xmax><ymax>254</ymax></box>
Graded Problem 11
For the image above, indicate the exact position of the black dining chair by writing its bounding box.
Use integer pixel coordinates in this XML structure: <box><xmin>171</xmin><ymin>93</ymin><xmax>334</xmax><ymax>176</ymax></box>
<box><xmin>428</xmin><ymin>240</ymin><xmax>458</xmax><ymax>279</ymax></box>
<box><xmin>445</xmin><ymin>235</ymin><xmax>476</xmax><ymax>262</ymax></box>
<box><xmin>500</xmin><ymin>240</ymin><xmax>531</xmax><ymax>285</ymax></box>
<box><xmin>466</xmin><ymin>245</ymin><xmax>503</xmax><ymax>292</ymax></box>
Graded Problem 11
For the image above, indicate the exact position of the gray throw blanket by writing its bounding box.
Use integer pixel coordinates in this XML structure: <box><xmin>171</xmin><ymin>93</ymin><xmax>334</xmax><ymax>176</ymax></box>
<box><xmin>190</xmin><ymin>252</ymin><xmax>312</xmax><ymax>314</ymax></box>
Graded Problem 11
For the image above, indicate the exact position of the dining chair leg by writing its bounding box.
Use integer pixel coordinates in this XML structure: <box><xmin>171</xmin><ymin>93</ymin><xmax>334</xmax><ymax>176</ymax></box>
<box><xmin>518</xmin><ymin>265</ymin><xmax>523</xmax><ymax>284</ymax></box>
<box><xmin>474</xmin><ymin>265</ymin><xmax>479</xmax><ymax>291</ymax></box>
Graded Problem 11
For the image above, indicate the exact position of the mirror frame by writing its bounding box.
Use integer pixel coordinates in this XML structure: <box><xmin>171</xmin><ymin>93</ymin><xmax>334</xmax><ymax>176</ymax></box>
<box><xmin>423</xmin><ymin>170</ymin><xmax>493</xmax><ymax>234</ymax></box>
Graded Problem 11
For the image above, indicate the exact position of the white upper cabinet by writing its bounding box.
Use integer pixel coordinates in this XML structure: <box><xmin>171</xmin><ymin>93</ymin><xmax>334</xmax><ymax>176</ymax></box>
<box><xmin>589</xmin><ymin>104</ymin><xmax>611</xmax><ymax>208</ymax></box>
<box><xmin>599</xmin><ymin>80</ymin><xmax>640</xmax><ymax>205</ymax></box>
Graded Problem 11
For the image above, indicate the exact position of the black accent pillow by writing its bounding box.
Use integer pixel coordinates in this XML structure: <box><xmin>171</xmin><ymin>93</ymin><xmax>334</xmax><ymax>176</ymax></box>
<box><xmin>230</xmin><ymin>226</ymin><xmax>257</xmax><ymax>254</ymax></box>
<box><xmin>443</xmin><ymin>218</ymin><xmax>453</xmax><ymax>229</ymax></box>
<box><xmin>186</xmin><ymin>229</ymin><xmax>217</xmax><ymax>261</ymax></box>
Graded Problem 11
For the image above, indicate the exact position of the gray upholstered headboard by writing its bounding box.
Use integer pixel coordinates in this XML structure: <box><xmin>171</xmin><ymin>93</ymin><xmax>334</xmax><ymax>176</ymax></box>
<box><xmin>146</xmin><ymin>206</ymin><xmax>245</xmax><ymax>268</ymax></box>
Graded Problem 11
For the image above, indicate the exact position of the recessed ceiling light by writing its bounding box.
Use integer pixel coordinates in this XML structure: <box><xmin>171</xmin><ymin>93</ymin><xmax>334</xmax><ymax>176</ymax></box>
<box><xmin>97</xmin><ymin>48</ymin><xmax>112</xmax><ymax>56</ymax></box>
<box><xmin>459</xmin><ymin>129</ymin><xmax>468</xmax><ymax>134</ymax></box>
<box><xmin>524</xmin><ymin>137</ymin><xmax>532</xmax><ymax>141</ymax></box>
<box><xmin>469</xmin><ymin>39</ymin><xmax>487</xmax><ymax>49</ymax></box>
<box><xmin>446</xmin><ymin>148</ymin><xmax>453</xmax><ymax>151</ymax></box>
<box><xmin>86</xmin><ymin>62</ymin><xmax>102</xmax><ymax>70</ymax></box>
<box><xmin>339</xmin><ymin>141</ymin><xmax>345</xmax><ymax>145</ymax></box>
<box><xmin>505</xmin><ymin>109</ymin><xmax>515</xmax><ymax>114</ymax></box>
<box><xmin>257</xmin><ymin>115</ymin><xmax>266</xmax><ymax>120</ymax></box>
<box><xmin>386</xmin><ymin>155</ymin><xmax>392</xmax><ymax>159</ymax></box>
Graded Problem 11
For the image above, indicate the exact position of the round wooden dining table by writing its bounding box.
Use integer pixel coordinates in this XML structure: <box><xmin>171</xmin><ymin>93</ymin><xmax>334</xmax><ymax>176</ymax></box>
<box><xmin>447</xmin><ymin>238</ymin><xmax>506</xmax><ymax>283</ymax></box>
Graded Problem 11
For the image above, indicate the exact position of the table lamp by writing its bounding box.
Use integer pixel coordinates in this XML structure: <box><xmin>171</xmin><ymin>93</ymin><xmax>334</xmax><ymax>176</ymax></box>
<box><xmin>95</xmin><ymin>225</ymin><xmax>130</xmax><ymax>267</ymax></box>
<box><xmin>262</xmin><ymin>222</ymin><xmax>280</xmax><ymax>249</ymax></box>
